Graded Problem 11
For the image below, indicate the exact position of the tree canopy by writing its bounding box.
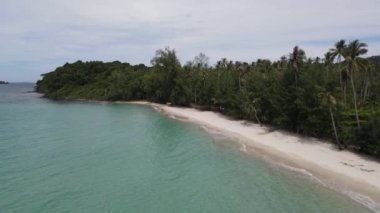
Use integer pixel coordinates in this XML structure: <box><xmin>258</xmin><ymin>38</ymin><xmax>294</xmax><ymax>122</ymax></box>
<box><xmin>36</xmin><ymin>41</ymin><xmax>380</xmax><ymax>158</ymax></box>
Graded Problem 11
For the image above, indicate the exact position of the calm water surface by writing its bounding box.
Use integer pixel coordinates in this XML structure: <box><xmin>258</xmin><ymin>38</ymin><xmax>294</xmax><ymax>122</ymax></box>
<box><xmin>0</xmin><ymin>83</ymin><xmax>373</xmax><ymax>212</ymax></box>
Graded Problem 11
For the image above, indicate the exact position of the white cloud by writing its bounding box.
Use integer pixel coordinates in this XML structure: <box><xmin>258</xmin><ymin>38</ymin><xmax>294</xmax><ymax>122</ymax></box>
<box><xmin>1</xmin><ymin>0</ymin><xmax>380</xmax><ymax>81</ymax></box>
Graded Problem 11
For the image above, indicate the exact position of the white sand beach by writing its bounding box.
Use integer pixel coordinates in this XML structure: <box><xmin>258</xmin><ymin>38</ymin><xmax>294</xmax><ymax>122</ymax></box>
<box><xmin>129</xmin><ymin>101</ymin><xmax>380</xmax><ymax>210</ymax></box>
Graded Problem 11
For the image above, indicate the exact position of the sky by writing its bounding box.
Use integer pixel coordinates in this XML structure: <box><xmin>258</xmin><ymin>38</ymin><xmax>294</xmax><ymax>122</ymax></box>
<box><xmin>1</xmin><ymin>0</ymin><xmax>380</xmax><ymax>82</ymax></box>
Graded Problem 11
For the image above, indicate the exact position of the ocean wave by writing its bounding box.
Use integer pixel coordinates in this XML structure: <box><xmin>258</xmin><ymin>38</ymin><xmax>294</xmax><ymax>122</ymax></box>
<box><xmin>344</xmin><ymin>189</ymin><xmax>380</xmax><ymax>213</ymax></box>
<box><xmin>277</xmin><ymin>163</ymin><xmax>326</xmax><ymax>185</ymax></box>
<box><xmin>276</xmin><ymin>162</ymin><xmax>380</xmax><ymax>212</ymax></box>
<box><xmin>239</xmin><ymin>144</ymin><xmax>248</xmax><ymax>153</ymax></box>
<box><xmin>200</xmin><ymin>125</ymin><xmax>232</xmax><ymax>140</ymax></box>
<box><xmin>152</xmin><ymin>106</ymin><xmax>162</xmax><ymax>112</ymax></box>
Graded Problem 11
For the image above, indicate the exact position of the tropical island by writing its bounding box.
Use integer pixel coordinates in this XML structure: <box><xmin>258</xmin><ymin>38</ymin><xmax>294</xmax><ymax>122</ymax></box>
<box><xmin>36</xmin><ymin>39</ymin><xmax>380</xmax><ymax>158</ymax></box>
<box><xmin>0</xmin><ymin>81</ymin><xmax>9</xmax><ymax>84</ymax></box>
<box><xmin>35</xmin><ymin>39</ymin><xmax>380</xmax><ymax>206</ymax></box>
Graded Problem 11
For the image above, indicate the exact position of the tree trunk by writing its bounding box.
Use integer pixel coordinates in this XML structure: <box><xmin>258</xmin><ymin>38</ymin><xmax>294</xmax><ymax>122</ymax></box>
<box><xmin>343</xmin><ymin>82</ymin><xmax>347</xmax><ymax>105</ymax></box>
<box><xmin>350</xmin><ymin>71</ymin><xmax>361</xmax><ymax>129</ymax></box>
<box><xmin>363</xmin><ymin>77</ymin><xmax>370</xmax><ymax>103</ymax></box>
<box><xmin>253</xmin><ymin>107</ymin><xmax>262</xmax><ymax>127</ymax></box>
<box><xmin>329</xmin><ymin>107</ymin><xmax>341</xmax><ymax>149</ymax></box>
<box><xmin>338</xmin><ymin>59</ymin><xmax>346</xmax><ymax>105</ymax></box>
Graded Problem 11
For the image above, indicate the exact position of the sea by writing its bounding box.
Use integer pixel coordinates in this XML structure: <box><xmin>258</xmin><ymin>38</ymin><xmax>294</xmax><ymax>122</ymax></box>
<box><xmin>0</xmin><ymin>83</ymin><xmax>375</xmax><ymax>212</ymax></box>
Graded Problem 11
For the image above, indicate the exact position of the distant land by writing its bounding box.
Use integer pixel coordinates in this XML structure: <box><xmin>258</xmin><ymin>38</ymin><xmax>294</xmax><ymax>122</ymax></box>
<box><xmin>0</xmin><ymin>81</ymin><xmax>9</xmax><ymax>84</ymax></box>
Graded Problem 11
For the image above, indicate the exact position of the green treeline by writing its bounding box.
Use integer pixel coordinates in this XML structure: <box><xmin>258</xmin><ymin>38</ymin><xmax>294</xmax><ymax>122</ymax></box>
<box><xmin>36</xmin><ymin>40</ymin><xmax>380</xmax><ymax>157</ymax></box>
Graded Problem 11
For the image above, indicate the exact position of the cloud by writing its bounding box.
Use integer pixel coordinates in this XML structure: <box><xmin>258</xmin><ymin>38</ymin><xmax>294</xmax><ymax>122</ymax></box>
<box><xmin>1</xmin><ymin>0</ymin><xmax>380</xmax><ymax>81</ymax></box>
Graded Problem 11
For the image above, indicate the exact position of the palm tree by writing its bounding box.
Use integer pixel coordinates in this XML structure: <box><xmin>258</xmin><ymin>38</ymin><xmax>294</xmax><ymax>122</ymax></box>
<box><xmin>242</xmin><ymin>97</ymin><xmax>262</xmax><ymax>126</ymax></box>
<box><xmin>360</xmin><ymin>60</ymin><xmax>374</xmax><ymax>103</ymax></box>
<box><xmin>215</xmin><ymin>58</ymin><xmax>228</xmax><ymax>95</ymax></box>
<box><xmin>329</xmin><ymin>40</ymin><xmax>347</xmax><ymax>103</ymax></box>
<box><xmin>320</xmin><ymin>91</ymin><xmax>341</xmax><ymax>149</ymax></box>
<box><xmin>235</xmin><ymin>61</ymin><xmax>243</xmax><ymax>91</ymax></box>
<box><xmin>314</xmin><ymin>57</ymin><xmax>321</xmax><ymax>64</ymax></box>
<box><xmin>330</xmin><ymin>40</ymin><xmax>346</xmax><ymax>63</ymax></box>
<box><xmin>288</xmin><ymin>46</ymin><xmax>306</xmax><ymax>88</ymax></box>
<box><xmin>251</xmin><ymin>98</ymin><xmax>262</xmax><ymax>126</ymax></box>
<box><xmin>343</xmin><ymin>40</ymin><xmax>368</xmax><ymax>129</ymax></box>
<box><xmin>278</xmin><ymin>56</ymin><xmax>288</xmax><ymax>72</ymax></box>
<box><xmin>240</xmin><ymin>62</ymin><xmax>250</xmax><ymax>91</ymax></box>
<box><xmin>324</xmin><ymin>52</ymin><xmax>334</xmax><ymax>79</ymax></box>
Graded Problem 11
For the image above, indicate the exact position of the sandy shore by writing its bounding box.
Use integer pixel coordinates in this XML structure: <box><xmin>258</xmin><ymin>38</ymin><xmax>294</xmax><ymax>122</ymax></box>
<box><xmin>129</xmin><ymin>101</ymin><xmax>380</xmax><ymax>211</ymax></box>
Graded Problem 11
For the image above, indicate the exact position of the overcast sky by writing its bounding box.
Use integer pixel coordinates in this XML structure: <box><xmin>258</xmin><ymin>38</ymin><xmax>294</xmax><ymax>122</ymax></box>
<box><xmin>1</xmin><ymin>0</ymin><xmax>380</xmax><ymax>82</ymax></box>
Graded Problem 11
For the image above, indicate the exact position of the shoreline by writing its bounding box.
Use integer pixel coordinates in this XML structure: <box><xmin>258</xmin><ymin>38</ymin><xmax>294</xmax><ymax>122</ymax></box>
<box><xmin>128</xmin><ymin>101</ymin><xmax>380</xmax><ymax>211</ymax></box>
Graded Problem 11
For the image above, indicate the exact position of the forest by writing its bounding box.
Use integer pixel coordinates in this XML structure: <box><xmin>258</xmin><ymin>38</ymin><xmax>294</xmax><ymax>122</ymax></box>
<box><xmin>36</xmin><ymin>40</ymin><xmax>380</xmax><ymax>157</ymax></box>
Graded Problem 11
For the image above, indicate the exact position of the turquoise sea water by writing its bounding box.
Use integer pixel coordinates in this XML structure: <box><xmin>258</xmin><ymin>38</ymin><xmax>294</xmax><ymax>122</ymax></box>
<box><xmin>0</xmin><ymin>83</ymin><xmax>373</xmax><ymax>212</ymax></box>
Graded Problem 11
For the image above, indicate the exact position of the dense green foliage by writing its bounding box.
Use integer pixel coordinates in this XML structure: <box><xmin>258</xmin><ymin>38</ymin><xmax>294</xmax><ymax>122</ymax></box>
<box><xmin>36</xmin><ymin>42</ymin><xmax>380</xmax><ymax>157</ymax></box>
